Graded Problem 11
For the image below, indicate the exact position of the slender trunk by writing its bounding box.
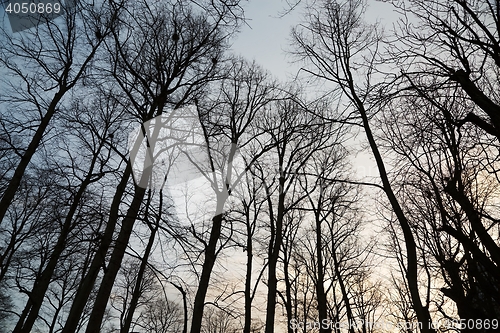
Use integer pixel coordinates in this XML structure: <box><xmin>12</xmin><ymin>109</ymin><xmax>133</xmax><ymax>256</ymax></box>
<box><xmin>265</xmin><ymin>254</ymin><xmax>279</xmax><ymax>333</ymax></box>
<box><xmin>283</xmin><ymin>248</ymin><xmax>293</xmax><ymax>333</ymax></box>
<box><xmin>244</xmin><ymin>218</ymin><xmax>253</xmax><ymax>333</ymax></box>
<box><xmin>62</xmin><ymin>166</ymin><xmax>131</xmax><ymax>333</ymax></box>
<box><xmin>292</xmin><ymin>265</ymin><xmax>299</xmax><ymax>333</ymax></box>
<box><xmin>264</xmin><ymin>175</ymin><xmax>285</xmax><ymax>333</ymax></box>
<box><xmin>189</xmin><ymin>211</ymin><xmax>224</xmax><ymax>333</ymax></box>
<box><xmin>85</xmin><ymin>185</ymin><xmax>147</xmax><ymax>333</ymax></box>
<box><xmin>302</xmin><ymin>275</ymin><xmax>308</xmax><ymax>333</ymax></box>
<box><xmin>315</xmin><ymin>210</ymin><xmax>330</xmax><ymax>333</ymax></box>
<box><xmin>172</xmin><ymin>283</ymin><xmax>188</xmax><ymax>333</ymax></box>
<box><xmin>332</xmin><ymin>251</ymin><xmax>355</xmax><ymax>333</ymax></box>
<box><xmin>164</xmin><ymin>282</ymin><xmax>188</xmax><ymax>333</ymax></box>
<box><xmin>352</xmin><ymin>89</ymin><xmax>435</xmax><ymax>332</ymax></box>
<box><xmin>120</xmin><ymin>222</ymin><xmax>157</xmax><ymax>333</ymax></box>
<box><xmin>0</xmin><ymin>90</ymin><xmax>66</xmax><ymax>225</ymax></box>
<box><xmin>332</xmin><ymin>292</ymin><xmax>341</xmax><ymax>333</ymax></box>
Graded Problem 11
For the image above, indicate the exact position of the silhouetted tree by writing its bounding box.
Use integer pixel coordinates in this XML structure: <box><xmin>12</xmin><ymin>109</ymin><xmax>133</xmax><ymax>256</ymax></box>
<box><xmin>292</xmin><ymin>0</ymin><xmax>436</xmax><ymax>330</ymax></box>
<box><xmin>0</xmin><ymin>0</ymin><xmax>118</xmax><ymax>226</ymax></box>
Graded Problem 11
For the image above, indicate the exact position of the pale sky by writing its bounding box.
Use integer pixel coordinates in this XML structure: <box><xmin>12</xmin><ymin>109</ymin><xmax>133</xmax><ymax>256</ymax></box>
<box><xmin>230</xmin><ymin>0</ymin><xmax>401</xmax><ymax>194</ymax></box>
<box><xmin>230</xmin><ymin>0</ymin><xmax>398</xmax><ymax>80</ymax></box>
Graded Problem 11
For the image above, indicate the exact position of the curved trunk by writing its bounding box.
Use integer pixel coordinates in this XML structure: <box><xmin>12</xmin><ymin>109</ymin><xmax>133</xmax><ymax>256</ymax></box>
<box><xmin>353</xmin><ymin>90</ymin><xmax>435</xmax><ymax>332</ymax></box>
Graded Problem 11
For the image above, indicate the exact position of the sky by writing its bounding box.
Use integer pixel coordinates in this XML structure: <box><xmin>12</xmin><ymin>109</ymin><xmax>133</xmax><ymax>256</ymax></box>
<box><xmin>230</xmin><ymin>0</ymin><xmax>398</xmax><ymax>81</ymax></box>
<box><xmin>226</xmin><ymin>1</ymin><xmax>403</xmax><ymax>301</ymax></box>
<box><xmin>229</xmin><ymin>0</ymin><xmax>401</xmax><ymax>183</ymax></box>
<box><xmin>0</xmin><ymin>1</ymin><xmax>406</xmax><ymax>330</ymax></box>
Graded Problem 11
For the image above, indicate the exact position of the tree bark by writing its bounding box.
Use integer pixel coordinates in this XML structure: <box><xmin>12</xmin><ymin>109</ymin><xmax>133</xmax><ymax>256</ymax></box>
<box><xmin>85</xmin><ymin>184</ymin><xmax>147</xmax><ymax>333</ymax></box>
<box><xmin>0</xmin><ymin>90</ymin><xmax>66</xmax><ymax>225</ymax></box>
<box><xmin>264</xmin><ymin>174</ymin><xmax>285</xmax><ymax>333</ymax></box>
<box><xmin>61</xmin><ymin>166</ymin><xmax>131</xmax><ymax>333</ymax></box>
<box><xmin>189</xmin><ymin>211</ymin><xmax>224</xmax><ymax>333</ymax></box>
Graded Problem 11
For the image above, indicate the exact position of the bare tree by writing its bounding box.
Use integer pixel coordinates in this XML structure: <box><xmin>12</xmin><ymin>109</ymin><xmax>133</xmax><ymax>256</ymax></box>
<box><xmin>385</xmin><ymin>274</ymin><xmax>418</xmax><ymax>333</ymax></box>
<box><xmin>141</xmin><ymin>298</ymin><xmax>184</xmax><ymax>333</ymax></box>
<box><xmin>201</xmin><ymin>306</ymin><xmax>240</xmax><ymax>333</ymax></box>
<box><xmin>11</xmin><ymin>85</ymin><xmax>121</xmax><ymax>333</ymax></box>
<box><xmin>228</xmin><ymin>167</ymin><xmax>269</xmax><ymax>333</ymax></box>
<box><xmin>380</xmin><ymin>82</ymin><xmax>500</xmax><ymax>321</ymax></box>
<box><xmin>384</xmin><ymin>0</ymin><xmax>500</xmax><ymax>320</ymax></box>
<box><xmin>0</xmin><ymin>0</ymin><xmax>118</xmax><ymax>225</ymax></box>
<box><xmin>288</xmin><ymin>146</ymin><xmax>380</xmax><ymax>333</ymax></box>
<box><xmin>186</xmin><ymin>58</ymin><xmax>278</xmax><ymax>333</ymax></box>
<box><xmin>254</xmin><ymin>93</ymin><xmax>337</xmax><ymax>333</ymax></box>
<box><xmin>57</xmin><ymin>1</ymin><xmax>242</xmax><ymax>331</ymax></box>
<box><xmin>292</xmin><ymin>0</ymin><xmax>436</xmax><ymax>330</ymax></box>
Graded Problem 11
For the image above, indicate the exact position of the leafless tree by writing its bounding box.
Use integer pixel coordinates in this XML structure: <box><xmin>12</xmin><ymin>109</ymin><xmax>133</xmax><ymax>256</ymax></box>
<box><xmin>227</xmin><ymin>167</ymin><xmax>270</xmax><ymax>333</ymax></box>
<box><xmin>56</xmin><ymin>1</ymin><xmax>242</xmax><ymax>331</ymax></box>
<box><xmin>184</xmin><ymin>57</ymin><xmax>279</xmax><ymax>333</ymax></box>
<box><xmin>10</xmin><ymin>86</ymin><xmax>121</xmax><ymax>333</ymax></box>
<box><xmin>384</xmin><ymin>0</ymin><xmax>500</xmax><ymax>320</ymax></box>
<box><xmin>139</xmin><ymin>297</ymin><xmax>184</xmax><ymax>333</ymax></box>
<box><xmin>0</xmin><ymin>0</ymin><xmax>119</xmax><ymax>225</ymax></box>
<box><xmin>380</xmin><ymin>82</ymin><xmax>500</xmax><ymax>321</ymax></box>
<box><xmin>201</xmin><ymin>306</ymin><xmax>240</xmax><ymax>333</ymax></box>
<box><xmin>292</xmin><ymin>0</ymin><xmax>436</xmax><ymax>330</ymax></box>
<box><xmin>253</xmin><ymin>93</ymin><xmax>338</xmax><ymax>333</ymax></box>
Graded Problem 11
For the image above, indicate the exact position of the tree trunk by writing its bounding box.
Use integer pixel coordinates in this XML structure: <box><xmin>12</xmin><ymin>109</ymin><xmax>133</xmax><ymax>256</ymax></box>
<box><xmin>85</xmin><ymin>184</ymin><xmax>147</xmax><ymax>333</ymax></box>
<box><xmin>61</xmin><ymin>166</ymin><xmax>131</xmax><ymax>333</ymax></box>
<box><xmin>353</xmin><ymin>92</ymin><xmax>435</xmax><ymax>332</ymax></box>
<box><xmin>332</xmin><ymin>250</ymin><xmax>354</xmax><ymax>333</ymax></box>
<box><xmin>264</xmin><ymin>175</ymin><xmax>285</xmax><ymax>333</ymax></box>
<box><xmin>315</xmin><ymin>209</ymin><xmax>330</xmax><ymax>333</ymax></box>
<box><xmin>244</xmin><ymin>219</ymin><xmax>253</xmax><ymax>333</ymax></box>
<box><xmin>283</xmin><ymin>249</ymin><xmax>293</xmax><ymax>333</ymax></box>
<box><xmin>172</xmin><ymin>283</ymin><xmax>188</xmax><ymax>333</ymax></box>
<box><xmin>120</xmin><ymin>220</ymin><xmax>157</xmax><ymax>333</ymax></box>
<box><xmin>0</xmin><ymin>90</ymin><xmax>66</xmax><ymax>225</ymax></box>
<box><xmin>189</xmin><ymin>211</ymin><xmax>224</xmax><ymax>333</ymax></box>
